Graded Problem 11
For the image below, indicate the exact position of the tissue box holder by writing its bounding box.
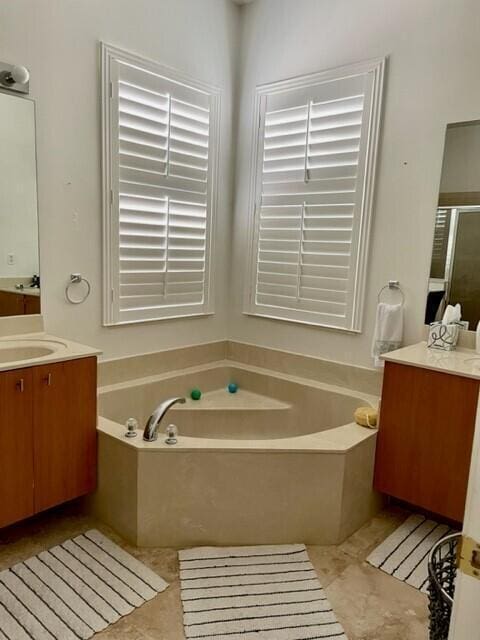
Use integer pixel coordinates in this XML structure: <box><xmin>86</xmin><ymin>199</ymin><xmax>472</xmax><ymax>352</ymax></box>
<box><xmin>427</xmin><ymin>322</ymin><xmax>460</xmax><ymax>351</ymax></box>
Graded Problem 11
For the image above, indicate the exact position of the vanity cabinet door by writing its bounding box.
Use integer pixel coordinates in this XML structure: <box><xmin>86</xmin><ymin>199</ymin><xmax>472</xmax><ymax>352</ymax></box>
<box><xmin>0</xmin><ymin>291</ymin><xmax>25</xmax><ymax>316</ymax></box>
<box><xmin>33</xmin><ymin>357</ymin><xmax>97</xmax><ymax>513</ymax></box>
<box><xmin>0</xmin><ymin>368</ymin><xmax>34</xmax><ymax>528</ymax></box>
<box><xmin>24</xmin><ymin>295</ymin><xmax>40</xmax><ymax>315</ymax></box>
<box><xmin>374</xmin><ymin>361</ymin><xmax>479</xmax><ymax>522</ymax></box>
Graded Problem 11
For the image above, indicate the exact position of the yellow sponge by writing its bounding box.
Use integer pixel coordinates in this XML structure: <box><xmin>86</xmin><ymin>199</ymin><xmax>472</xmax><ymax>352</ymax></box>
<box><xmin>354</xmin><ymin>406</ymin><xmax>378</xmax><ymax>428</ymax></box>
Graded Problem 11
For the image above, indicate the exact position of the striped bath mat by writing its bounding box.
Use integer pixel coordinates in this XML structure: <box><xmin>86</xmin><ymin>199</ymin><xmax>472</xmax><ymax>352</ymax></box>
<box><xmin>179</xmin><ymin>543</ymin><xmax>347</xmax><ymax>639</ymax></box>
<box><xmin>0</xmin><ymin>529</ymin><xmax>168</xmax><ymax>639</ymax></box>
<box><xmin>367</xmin><ymin>514</ymin><xmax>458</xmax><ymax>592</ymax></box>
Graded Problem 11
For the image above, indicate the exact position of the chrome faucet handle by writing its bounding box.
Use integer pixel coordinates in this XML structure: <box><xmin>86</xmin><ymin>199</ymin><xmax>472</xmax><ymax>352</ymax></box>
<box><xmin>143</xmin><ymin>396</ymin><xmax>186</xmax><ymax>442</ymax></box>
<box><xmin>165</xmin><ymin>424</ymin><xmax>178</xmax><ymax>445</ymax></box>
<box><xmin>125</xmin><ymin>417</ymin><xmax>138</xmax><ymax>438</ymax></box>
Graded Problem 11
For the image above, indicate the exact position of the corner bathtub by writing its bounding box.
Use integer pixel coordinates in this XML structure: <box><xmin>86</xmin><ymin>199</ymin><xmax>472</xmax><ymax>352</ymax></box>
<box><xmin>95</xmin><ymin>362</ymin><xmax>380</xmax><ymax>547</ymax></box>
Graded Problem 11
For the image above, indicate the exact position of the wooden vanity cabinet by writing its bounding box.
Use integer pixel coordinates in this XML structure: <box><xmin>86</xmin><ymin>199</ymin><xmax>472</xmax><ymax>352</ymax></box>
<box><xmin>33</xmin><ymin>357</ymin><xmax>97</xmax><ymax>513</ymax></box>
<box><xmin>0</xmin><ymin>368</ymin><xmax>34</xmax><ymax>528</ymax></box>
<box><xmin>0</xmin><ymin>290</ymin><xmax>41</xmax><ymax>316</ymax></box>
<box><xmin>0</xmin><ymin>357</ymin><xmax>97</xmax><ymax>529</ymax></box>
<box><xmin>374</xmin><ymin>361</ymin><xmax>479</xmax><ymax>522</ymax></box>
<box><xmin>0</xmin><ymin>290</ymin><xmax>25</xmax><ymax>316</ymax></box>
<box><xmin>24</xmin><ymin>295</ymin><xmax>41</xmax><ymax>315</ymax></box>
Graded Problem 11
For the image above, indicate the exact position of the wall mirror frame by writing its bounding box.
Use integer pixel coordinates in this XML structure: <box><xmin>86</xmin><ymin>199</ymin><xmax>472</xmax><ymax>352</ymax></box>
<box><xmin>0</xmin><ymin>89</ymin><xmax>41</xmax><ymax>318</ymax></box>
<box><xmin>425</xmin><ymin>119</ymin><xmax>480</xmax><ymax>331</ymax></box>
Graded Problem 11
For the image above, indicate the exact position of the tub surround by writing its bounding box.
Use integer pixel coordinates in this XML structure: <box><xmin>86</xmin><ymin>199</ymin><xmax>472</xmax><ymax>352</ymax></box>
<box><xmin>99</xmin><ymin>415</ymin><xmax>374</xmax><ymax>453</ymax></box>
<box><xmin>95</xmin><ymin>361</ymin><xmax>380</xmax><ymax>547</ymax></box>
<box><xmin>98</xmin><ymin>339</ymin><xmax>382</xmax><ymax>395</ymax></box>
<box><xmin>98</xmin><ymin>340</ymin><xmax>227</xmax><ymax>387</ymax></box>
<box><xmin>95</xmin><ymin>443</ymin><xmax>380</xmax><ymax>548</ymax></box>
<box><xmin>227</xmin><ymin>342</ymin><xmax>383</xmax><ymax>395</ymax></box>
<box><xmin>98</xmin><ymin>362</ymin><xmax>378</xmax><ymax>451</ymax></box>
<box><xmin>98</xmin><ymin>361</ymin><xmax>378</xmax><ymax>440</ymax></box>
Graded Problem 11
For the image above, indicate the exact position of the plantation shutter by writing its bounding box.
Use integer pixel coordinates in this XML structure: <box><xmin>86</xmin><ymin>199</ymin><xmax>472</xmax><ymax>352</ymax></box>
<box><xmin>104</xmin><ymin>46</ymin><xmax>219</xmax><ymax>324</ymax></box>
<box><xmin>247</xmin><ymin>61</ymin><xmax>384</xmax><ymax>330</ymax></box>
<box><xmin>430</xmin><ymin>208</ymin><xmax>451</xmax><ymax>279</ymax></box>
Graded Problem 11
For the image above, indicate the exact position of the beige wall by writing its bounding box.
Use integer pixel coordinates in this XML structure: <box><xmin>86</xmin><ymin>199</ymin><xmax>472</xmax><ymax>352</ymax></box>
<box><xmin>0</xmin><ymin>0</ymin><xmax>239</xmax><ymax>359</ymax></box>
<box><xmin>2</xmin><ymin>0</ymin><xmax>480</xmax><ymax>367</ymax></box>
<box><xmin>230</xmin><ymin>0</ymin><xmax>480</xmax><ymax>367</ymax></box>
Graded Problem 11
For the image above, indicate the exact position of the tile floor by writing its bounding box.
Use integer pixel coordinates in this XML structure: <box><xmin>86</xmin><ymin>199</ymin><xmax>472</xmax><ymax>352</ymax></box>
<box><xmin>0</xmin><ymin>503</ymin><xmax>429</xmax><ymax>639</ymax></box>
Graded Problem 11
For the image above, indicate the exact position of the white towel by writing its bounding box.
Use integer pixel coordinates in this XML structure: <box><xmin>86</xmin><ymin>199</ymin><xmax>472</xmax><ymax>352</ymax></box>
<box><xmin>371</xmin><ymin>302</ymin><xmax>404</xmax><ymax>367</ymax></box>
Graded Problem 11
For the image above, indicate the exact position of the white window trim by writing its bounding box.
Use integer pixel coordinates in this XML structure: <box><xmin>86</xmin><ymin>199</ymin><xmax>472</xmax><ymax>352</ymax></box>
<box><xmin>243</xmin><ymin>57</ymin><xmax>386</xmax><ymax>333</ymax></box>
<box><xmin>101</xmin><ymin>42</ymin><xmax>221</xmax><ymax>326</ymax></box>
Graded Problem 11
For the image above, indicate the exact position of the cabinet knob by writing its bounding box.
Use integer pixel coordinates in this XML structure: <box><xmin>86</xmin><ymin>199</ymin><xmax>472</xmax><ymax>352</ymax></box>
<box><xmin>16</xmin><ymin>378</ymin><xmax>24</xmax><ymax>392</ymax></box>
<box><xmin>43</xmin><ymin>373</ymin><xmax>52</xmax><ymax>386</ymax></box>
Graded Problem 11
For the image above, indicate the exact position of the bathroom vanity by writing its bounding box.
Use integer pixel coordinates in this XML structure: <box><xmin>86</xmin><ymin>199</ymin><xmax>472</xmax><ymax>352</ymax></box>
<box><xmin>374</xmin><ymin>342</ymin><xmax>480</xmax><ymax>522</ymax></box>
<box><xmin>0</xmin><ymin>335</ymin><xmax>101</xmax><ymax>529</ymax></box>
<box><xmin>0</xmin><ymin>63</ymin><xmax>103</xmax><ymax>530</ymax></box>
<box><xmin>0</xmin><ymin>288</ymin><xmax>40</xmax><ymax>316</ymax></box>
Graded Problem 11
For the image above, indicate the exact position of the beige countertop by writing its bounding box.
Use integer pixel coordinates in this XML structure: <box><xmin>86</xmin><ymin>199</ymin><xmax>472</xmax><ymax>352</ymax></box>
<box><xmin>0</xmin><ymin>285</ymin><xmax>40</xmax><ymax>297</ymax></box>
<box><xmin>0</xmin><ymin>332</ymin><xmax>101</xmax><ymax>372</ymax></box>
<box><xmin>383</xmin><ymin>341</ymin><xmax>480</xmax><ymax>380</ymax></box>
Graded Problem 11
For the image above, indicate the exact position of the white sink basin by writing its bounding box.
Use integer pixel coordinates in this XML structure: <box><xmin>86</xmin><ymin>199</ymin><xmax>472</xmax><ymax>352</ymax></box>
<box><xmin>0</xmin><ymin>339</ymin><xmax>67</xmax><ymax>364</ymax></box>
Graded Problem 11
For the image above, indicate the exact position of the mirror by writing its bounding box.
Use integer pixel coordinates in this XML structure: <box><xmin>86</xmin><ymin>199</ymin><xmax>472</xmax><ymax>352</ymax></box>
<box><xmin>0</xmin><ymin>91</ymin><xmax>40</xmax><ymax>317</ymax></box>
<box><xmin>425</xmin><ymin>120</ymin><xmax>480</xmax><ymax>329</ymax></box>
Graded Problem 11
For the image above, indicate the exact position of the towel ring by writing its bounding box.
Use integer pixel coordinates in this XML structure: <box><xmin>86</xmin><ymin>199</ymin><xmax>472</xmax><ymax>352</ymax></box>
<box><xmin>65</xmin><ymin>273</ymin><xmax>91</xmax><ymax>304</ymax></box>
<box><xmin>377</xmin><ymin>280</ymin><xmax>405</xmax><ymax>305</ymax></box>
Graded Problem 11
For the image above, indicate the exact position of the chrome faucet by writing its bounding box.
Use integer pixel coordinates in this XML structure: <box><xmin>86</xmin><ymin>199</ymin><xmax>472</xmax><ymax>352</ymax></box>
<box><xmin>143</xmin><ymin>396</ymin><xmax>186</xmax><ymax>442</ymax></box>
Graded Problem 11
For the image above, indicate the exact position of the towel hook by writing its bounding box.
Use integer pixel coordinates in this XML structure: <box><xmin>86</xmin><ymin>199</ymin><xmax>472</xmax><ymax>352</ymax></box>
<box><xmin>377</xmin><ymin>280</ymin><xmax>405</xmax><ymax>305</ymax></box>
<box><xmin>65</xmin><ymin>273</ymin><xmax>91</xmax><ymax>304</ymax></box>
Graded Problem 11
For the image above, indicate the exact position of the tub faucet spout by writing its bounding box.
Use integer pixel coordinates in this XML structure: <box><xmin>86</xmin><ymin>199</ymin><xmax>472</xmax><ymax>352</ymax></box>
<box><xmin>143</xmin><ymin>396</ymin><xmax>186</xmax><ymax>442</ymax></box>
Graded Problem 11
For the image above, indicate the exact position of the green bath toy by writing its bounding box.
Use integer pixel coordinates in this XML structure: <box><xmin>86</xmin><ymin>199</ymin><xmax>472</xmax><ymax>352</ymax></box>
<box><xmin>190</xmin><ymin>388</ymin><xmax>202</xmax><ymax>400</ymax></box>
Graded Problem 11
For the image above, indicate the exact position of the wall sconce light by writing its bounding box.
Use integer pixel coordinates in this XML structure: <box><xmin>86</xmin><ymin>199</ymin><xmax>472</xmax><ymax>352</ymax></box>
<box><xmin>0</xmin><ymin>62</ymin><xmax>30</xmax><ymax>95</ymax></box>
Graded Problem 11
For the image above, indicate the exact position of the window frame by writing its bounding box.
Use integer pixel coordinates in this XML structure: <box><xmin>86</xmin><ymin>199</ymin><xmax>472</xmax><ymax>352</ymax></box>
<box><xmin>243</xmin><ymin>58</ymin><xmax>386</xmax><ymax>333</ymax></box>
<box><xmin>101</xmin><ymin>42</ymin><xmax>220</xmax><ymax>326</ymax></box>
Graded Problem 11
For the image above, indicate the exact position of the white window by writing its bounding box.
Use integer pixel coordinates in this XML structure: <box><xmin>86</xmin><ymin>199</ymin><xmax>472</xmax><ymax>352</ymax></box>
<box><xmin>102</xmin><ymin>44</ymin><xmax>220</xmax><ymax>325</ymax></box>
<box><xmin>244</xmin><ymin>59</ymin><xmax>385</xmax><ymax>331</ymax></box>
